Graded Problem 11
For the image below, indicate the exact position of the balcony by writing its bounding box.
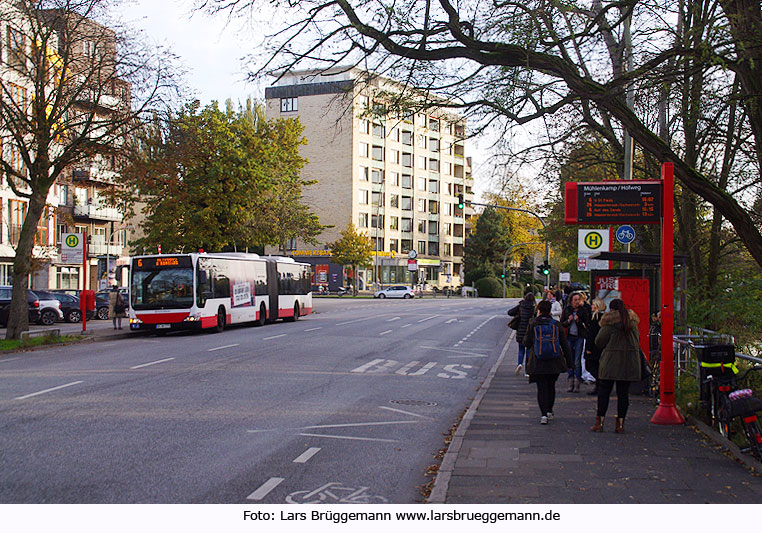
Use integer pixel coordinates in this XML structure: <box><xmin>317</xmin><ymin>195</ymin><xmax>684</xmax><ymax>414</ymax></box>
<box><xmin>73</xmin><ymin>202</ymin><xmax>122</xmax><ymax>222</ymax></box>
<box><xmin>72</xmin><ymin>167</ymin><xmax>119</xmax><ymax>184</ymax></box>
<box><xmin>452</xmin><ymin>236</ymin><xmax>463</xmax><ymax>245</ymax></box>
<box><xmin>88</xmin><ymin>235</ymin><xmax>124</xmax><ymax>257</ymax></box>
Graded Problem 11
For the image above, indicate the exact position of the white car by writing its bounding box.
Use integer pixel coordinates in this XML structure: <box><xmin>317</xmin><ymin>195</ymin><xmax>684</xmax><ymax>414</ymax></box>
<box><xmin>374</xmin><ymin>286</ymin><xmax>416</xmax><ymax>299</ymax></box>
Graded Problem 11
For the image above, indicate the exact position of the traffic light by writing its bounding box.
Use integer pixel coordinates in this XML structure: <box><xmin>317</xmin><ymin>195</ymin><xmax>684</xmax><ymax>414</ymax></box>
<box><xmin>536</xmin><ymin>262</ymin><xmax>551</xmax><ymax>276</ymax></box>
<box><xmin>500</xmin><ymin>271</ymin><xmax>506</xmax><ymax>279</ymax></box>
<box><xmin>457</xmin><ymin>194</ymin><xmax>464</xmax><ymax>209</ymax></box>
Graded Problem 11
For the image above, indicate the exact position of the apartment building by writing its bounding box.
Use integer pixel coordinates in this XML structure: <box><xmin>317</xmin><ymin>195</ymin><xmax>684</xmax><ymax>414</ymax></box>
<box><xmin>264</xmin><ymin>68</ymin><xmax>474</xmax><ymax>290</ymax></box>
<box><xmin>0</xmin><ymin>4</ymin><xmax>131</xmax><ymax>291</ymax></box>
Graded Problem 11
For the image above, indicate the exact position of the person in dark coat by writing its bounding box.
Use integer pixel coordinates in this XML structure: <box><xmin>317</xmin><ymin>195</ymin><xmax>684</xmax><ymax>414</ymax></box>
<box><xmin>591</xmin><ymin>299</ymin><xmax>642</xmax><ymax>434</ymax></box>
<box><xmin>560</xmin><ymin>292</ymin><xmax>591</xmax><ymax>393</ymax></box>
<box><xmin>523</xmin><ymin>300</ymin><xmax>573</xmax><ymax>424</ymax></box>
<box><xmin>584</xmin><ymin>298</ymin><xmax>607</xmax><ymax>395</ymax></box>
<box><xmin>508</xmin><ymin>291</ymin><xmax>536</xmax><ymax>376</ymax></box>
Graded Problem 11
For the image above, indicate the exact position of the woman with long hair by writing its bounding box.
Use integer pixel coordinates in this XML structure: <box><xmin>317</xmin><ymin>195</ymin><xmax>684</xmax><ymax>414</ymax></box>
<box><xmin>508</xmin><ymin>291</ymin><xmax>536</xmax><ymax>376</ymax></box>
<box><xmin>584</xmin><ymin>298</ymin><xmax>607</xmax><ymax>396</ymax></box>
<box><xmin>591</xmin><ymin>299</ymin><xmax>641</xmax><ymax>433</ymax></box>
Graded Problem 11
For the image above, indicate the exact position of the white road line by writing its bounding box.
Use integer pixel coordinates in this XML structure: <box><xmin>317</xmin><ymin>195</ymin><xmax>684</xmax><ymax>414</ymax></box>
<box><xmin>15</xmin><ymin>381</ymin><xmax>83</xmax><ymax>400</ymax></box>
<box><xmin>336</xmin><ymin>315</ymin><xmax>385</xmax><ymax>326</ymax></box>
<box><xmin>417</xmin><ymin>315</ymin><xmax>439</xmax><ymax>323</ymax></box>
<box><xmin>208</xmin><ymin>344</ymin><xmax>239</xmax><ymax>352</ymax></box>
<box><xmin>304</xmin><ymin>327</ymin><xmax>322</xmax><ymax>332</ymax></box>
<box><xmin>293</xmin><ymin>447</ymin><xmax>321</xmax><ymax>464</ymax></box>
<box><xmin>263</xmin><ymin>334</ymin><xmax>286</xmax><ymax>341</ymax></box>
<box><xmin>379</xmin><ymin>330</ymin><xmax>393</xmax><ymax>336</ymax></box>
<box><xmin>445</xmin><ymin>318</ymin><xmax>458</xmax><ymax>324</ymax></box>
<box><xmin>379</xmin><ymin>406</ymin><xmax>431</xmax><ymax>419</ymax></box>
<box><xmin>387</xmin><ymin>316</ymin><xmax>401</xmax><ymax>322</ymax></box>
<box><xmin>0</xmin><ymin>357</ymin><xmax>21</xmax><ymax>363</ymax></box>
<box><xmin>298</xmin><ymin>433</ymin><xmax>399</xmax><ymax>443</ymax></box>
<box><xmin>420</xmin><ymin>346</ymin><xmax>490</xmax><ymax>356</ymax></box>
<box><xmin>130</xmin><ymin>358</ymin><xmax>175</xmax><ymax>370</ymax></box>
<box><xmin>301</xmin><ymin>420</ymin><xmax>418</xmax><ymax>430</ymax></box>
<box><xmin>401</xmin><ymin>324</ymin><xmax>412</xmax><ymax>329</ymax></box>
<box><xmin>246</xmin><ymin>477</ymin><xmax>285</xmax><ymax>501</ymax></box>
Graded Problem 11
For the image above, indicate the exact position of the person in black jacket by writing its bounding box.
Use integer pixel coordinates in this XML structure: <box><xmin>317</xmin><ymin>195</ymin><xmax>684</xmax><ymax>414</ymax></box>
<box><xmin>523</xmin><ymin>300</ymin><xmax>573</xmax><ymax>424</ymax></box>
<box><xmin>584</xmin><ymin>298</ymin><xmax>607</xmax><ymax>395</ymax></box>
<box><xmin>508</xmin><ymin>291</ymin><xmax>536</xmax><ymax>376</ymax></box>
<box><xmin>560</xmin><ymin>292</ymin><xmax>591</xmax><ymax>393</ymax></box>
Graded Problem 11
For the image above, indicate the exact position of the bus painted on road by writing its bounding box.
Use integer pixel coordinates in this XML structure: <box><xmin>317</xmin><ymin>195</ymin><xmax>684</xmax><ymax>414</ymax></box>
<box><xmin>128</xmin><ymin>253</ymin><xmax>312</xmax><ymax>332</ymax></box>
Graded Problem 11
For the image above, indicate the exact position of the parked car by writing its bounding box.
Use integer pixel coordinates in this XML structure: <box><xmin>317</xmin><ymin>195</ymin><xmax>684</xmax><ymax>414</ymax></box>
<box><xmin>0</xmin><ymin>287</ymin><xmax>40</xmax><ymax>326</ymax></box>
<box><xmin>94</xmin><ymin>288</ymin><xmax>128</xmax><ymax>320</ymax></box>
<box><xmin>374</xmin><ymin>285</ymin><xmax>416</xmax><ymax>299</ymax></box>
<box><xmin>35</xmin><ymin>290</ymin><xmax>84</xmax><ymax>323</ymax></box>
<box><xmin>29</xmin><ymin>291</ymin><xmax>64</xmax><ymax>325</ymax></box>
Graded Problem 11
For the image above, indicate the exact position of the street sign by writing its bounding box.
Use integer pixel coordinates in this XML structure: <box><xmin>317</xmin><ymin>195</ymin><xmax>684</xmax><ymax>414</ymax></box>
<box><xmin>61</xmin><ymin>233</ymin><xmax>84</xmax><ymax>264</ymax></box>
<box><xmin>565</xmin><ymin>180</ymin><xmax>662</xmax><ymax>224</ymax></box>
<box><xmin>559</xmin><ymin>272</ymin><xmax>571</xmax><ymax>282</ymax></box>
<box><xmin>578</xmin><ymin>229</ymin><xmax>611</xmax><ymax>271</ymax></box>
<box><xmin>408</xmin><ymin>250</ymin><xmax>417</xmax><ymax>259</ymax></box>
<box><xmin>616</xmin><ymin>225</ymin><xmax>636</xmax><ymax>245</ymax></box>
<box><xmin>407</xmin><ymin>259</ymin><xmax>418</xmax><ymax>272</ymax></box>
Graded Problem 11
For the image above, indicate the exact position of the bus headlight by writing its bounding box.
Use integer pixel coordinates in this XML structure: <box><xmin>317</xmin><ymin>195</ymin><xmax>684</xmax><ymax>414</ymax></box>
<box><xmin>183</xmin><ymin>313</ymin><xmax>201</xmax><ymax>322</ymax></box>
<box><xmin>130</xmin><ymin>318</ymin><xmax>143</xmax><ymax>325</ymax></box>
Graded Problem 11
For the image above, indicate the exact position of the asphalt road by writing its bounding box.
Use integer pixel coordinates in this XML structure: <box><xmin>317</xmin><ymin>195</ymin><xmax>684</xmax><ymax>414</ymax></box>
<box><xmin>0</xmin><ymin>297</ymin><xmax>515</xmax><ymax>503</ymax></box>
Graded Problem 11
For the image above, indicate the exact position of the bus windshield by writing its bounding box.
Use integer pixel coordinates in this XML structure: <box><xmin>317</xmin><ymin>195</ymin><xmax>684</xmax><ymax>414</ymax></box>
<box><xmin>131</xmin><ymin>268</ymin><xmax>194</xmax><ymax>310</ymax></box>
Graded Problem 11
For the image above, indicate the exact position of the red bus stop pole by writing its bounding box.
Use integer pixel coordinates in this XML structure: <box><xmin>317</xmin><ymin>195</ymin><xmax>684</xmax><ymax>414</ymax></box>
<box><xmin>652</xmin><ymin>162</ymin><xmax>685</xmax><ymax>425</ymax></box>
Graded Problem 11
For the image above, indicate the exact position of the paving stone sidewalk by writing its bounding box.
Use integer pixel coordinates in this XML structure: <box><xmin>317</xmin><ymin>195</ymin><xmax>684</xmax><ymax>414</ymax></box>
<box><xmin>436</xmin><ymin>341</ymin><xmax>762</xmax><ymax>504</ymax></box>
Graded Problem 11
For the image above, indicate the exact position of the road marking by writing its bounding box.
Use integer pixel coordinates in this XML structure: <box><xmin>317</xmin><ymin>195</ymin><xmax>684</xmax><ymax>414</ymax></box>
<box><xmin>379</xmin><ymin>406</ymin><xmax>431</xmax><ymax>419</ymax></box>
<box><xmin>208</xmin><ymin>344</ymin><xmax>239</xmax><ymax>352</ymax></box>
<box><xmin>130</xmin><ymin>358</ymin><xmax>175</xmax><ymax>370</ymax></box>
<box><xmin>0</xmin><ymin>357</ymin><xmax>21</xmax><ymax>363</ymax></box>
<box><xmin>445</xmin><ymin>318</ymin><xmax>458</xmax><ymax>324</ymax></box>
<box><xmin>417</xmin><ymin>315</ymin><xmax>439</xmax><ymax>323</ymax></box>
<box><xmin>420</xmin><ymin>346</ymin><xmax>489</xmax><ymax>356</ymax></box>
<box><xmin>395</xmin><ymin>361</ymin><xmax>437</xmax><ymax>376</ymax></box>
<box><xmin>401</xmin><ymin>324</ymin><xmax>412</xmax><ymax>328</ymax></box>
<box><xmin>298</xmin><ymin>433</ymin><xmax>399</xmax><ymax>443</ymax></box>
<box><xmin>379</xmin><ymin>329</ymin><xmax>393</xmax><ymax>336</ymax></box>
<box><xmin>263</xmin><ymin>334</ymin><xmax>286</xmax><ymax>341</ymax></box>
<box><xmin>293</xmin><ymin>447</ymin><xmax>321</xmax><ymax>464</ymax></box>
<box><xmin>304</xmin><ymin>327</ymin><xmax>322</xmax><ymax>332</ymax></box>
<box><xmin>336</xmin><ymin>315</ymin><xmax>385</xmax><ymax>326</ymax></box>
<box><xmin>351</xmin><ymin>359</ymin><xmax>393</xmax><ymax>373</ymax></box>
<box><xmin>247</xmin><ymin>477</ymin><xmax>285</xmax><ymax>501</ymax></box>
<box><xmin>15</xmin><ymin>381</ymin><xmax>83</xmax><ymax>400</ymax></box>
<box><xmin>387</xmin><ymin>317</ymin><xmax>400</xmax><ymax>322</ymax></box>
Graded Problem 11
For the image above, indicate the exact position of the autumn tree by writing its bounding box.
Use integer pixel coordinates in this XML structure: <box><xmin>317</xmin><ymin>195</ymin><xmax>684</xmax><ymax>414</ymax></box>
<box><xmin>0</xmin><ymin>0</ymin><xmax>177</xmax><ymax>339</ymax></box>
<box><xmin>327</xmin><ymin>223</ymin><xmax>373</xmax><ymax>295</ymax></box>
<box><xmin>119</xmin><ymin>100</ymin><xmax>322</xmax><ymax>253</ymax></box>
<box><xmin>463</xmin><ymin>207</ymin><xmax>511</xmax><ymax>285</ymax></box>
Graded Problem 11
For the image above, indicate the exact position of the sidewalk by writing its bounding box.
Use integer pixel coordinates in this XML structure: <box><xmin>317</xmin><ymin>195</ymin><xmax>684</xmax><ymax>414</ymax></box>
<box><xmin>430</xmin><ymin>337</ymin><xmax>762</xmax><ymax>504</ymax></box>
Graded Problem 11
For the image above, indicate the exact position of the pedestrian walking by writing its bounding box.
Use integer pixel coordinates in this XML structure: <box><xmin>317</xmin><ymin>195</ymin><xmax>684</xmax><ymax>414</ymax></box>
<box><xmin>549</xmin><ymin>294</ymin><xmax>563</xmax><ymax>322</ymax></box>
<box><xmin>560</xmin><ymin>292</ymin><xmax>590</xmax><ymax>393</ymax></box>
<box><xmin>109</xmin><ymin>287</ymin><xmax>126</xmax><ymax>330</ymax></box>
<box><xmin>584</xmin><ymin>298</ymin><xmax>607</xmax><ymax>396</ymax></box>
<box><xmin>523</xmin><ymin>300</ymin><xmax>573</xmax><ymax>424</ymax></box>
<box><xmin>591</xmin><ymin>299</ymin><xmax>642</xmax><ymax>433</ymax></box>
<box><xmin>507</xmin><ymin>291</ymin><xmax>536</xmax><ymax>376</ymax></box>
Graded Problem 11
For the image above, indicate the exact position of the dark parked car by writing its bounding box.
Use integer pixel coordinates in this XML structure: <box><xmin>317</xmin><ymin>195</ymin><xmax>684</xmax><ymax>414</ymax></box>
<box><xmin>35</xmin><ymin>290</ymin><xmax>84</xmax><ymax>323</ymax></box>
<box><xmin>0</xmin><ymin>287</ymin><xmax>41</xmax><ymax>326</ymax></box>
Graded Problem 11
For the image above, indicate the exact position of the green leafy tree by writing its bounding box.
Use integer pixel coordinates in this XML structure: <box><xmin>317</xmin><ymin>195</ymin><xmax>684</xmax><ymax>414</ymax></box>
<box><xmin>464</xmin><ymin>207</ymin><xmax>512</xmax><ymax>285</ymax></box>
<box><xmin>120</xmin><ymin>100</ymin><xmax>322</xmax><ymax>253</ymax></box>
<box><xmin>328</xmin><ymin>223</ymin><xmax>373</xmax><ymax>295</ymax></box>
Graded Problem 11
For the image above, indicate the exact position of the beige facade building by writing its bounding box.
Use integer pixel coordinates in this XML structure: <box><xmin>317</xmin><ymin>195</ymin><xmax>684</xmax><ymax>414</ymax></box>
<box><xmin>265</xmin><ymin>68</ymin><xmax>474</xmax><ymax>289</ymax></box>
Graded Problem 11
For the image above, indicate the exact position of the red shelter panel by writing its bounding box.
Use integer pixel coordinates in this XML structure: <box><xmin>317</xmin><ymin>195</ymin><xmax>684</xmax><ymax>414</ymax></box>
<box><xmin>593</xmin><ymin>274</ymin><xmax>650</xmax><ymax>357</ymax></box>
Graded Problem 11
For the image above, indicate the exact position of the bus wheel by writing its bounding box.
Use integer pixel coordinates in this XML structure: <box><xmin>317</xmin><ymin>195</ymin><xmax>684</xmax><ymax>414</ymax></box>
<box><xmin>215</xmin><ymin>308</ymin><xmax>225</xmax><ymax>333</ymax></box>
<box><xmin>256</xmin><ymin>304</ymin><xmax>266</xmax><ymax>327</ymax></box>
<box><xmin>292</xmin><ymin>302</ymin><xmax>300</xmax><ymax>321</ymax></box>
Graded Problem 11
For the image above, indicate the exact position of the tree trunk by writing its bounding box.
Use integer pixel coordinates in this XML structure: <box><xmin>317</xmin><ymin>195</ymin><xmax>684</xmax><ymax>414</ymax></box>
<box><xmin>6</xmin><ymin>196</ymin><xmax>47</xmax><ymax>340</ymax></box>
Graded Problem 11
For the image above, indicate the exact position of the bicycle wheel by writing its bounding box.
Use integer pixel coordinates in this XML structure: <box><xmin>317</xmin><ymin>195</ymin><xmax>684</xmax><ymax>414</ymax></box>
<box><xmin>649</xmin><ymin>352</ymin><xmax>661</xmax><ymax>400</ymax></box>
<box><xmin>717</xmin><ymin>395</ymin><xmax>732</xmax><ymax>438</ymax></box>
<box><xmin>743</xmin><ymin>419</ymin><xmax>762</xmax><ymax>460</ymax></box>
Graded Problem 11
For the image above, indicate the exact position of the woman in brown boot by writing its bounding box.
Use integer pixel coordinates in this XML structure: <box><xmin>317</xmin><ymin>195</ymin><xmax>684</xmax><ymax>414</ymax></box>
<box><xmin>591</xmin><ymin>299</ymin><xmax>642</xmax><ymax>433</ymax></box>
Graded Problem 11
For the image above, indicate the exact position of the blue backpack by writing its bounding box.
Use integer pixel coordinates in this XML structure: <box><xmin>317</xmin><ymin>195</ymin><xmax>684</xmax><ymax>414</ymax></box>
<box><xmin>534</xmin><ymin>319</ymin><xmax>561</xmax><ymax>360</ymax></box>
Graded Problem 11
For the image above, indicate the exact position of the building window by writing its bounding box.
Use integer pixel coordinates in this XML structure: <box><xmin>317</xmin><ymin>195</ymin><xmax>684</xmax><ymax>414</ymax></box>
<box><xmin>429</xmin><ymin>159</ymin><xmax>439</xmax><ymax>172</ymax></box>
<box><xmin>428</xmin><ymin>180</ymin><xmax>438</xmax><ymax>193</ymax></box>
<box><xmin>8</xmin><ymin>83</ymin><xmax>28</xmax><ymax>113</ymax></box>
<box><xmin>401</xmin><ymin>130</ymin><xmax>413</xmax><ymax>146</ymax></box>
<box><xmin>429</xmin><ymin>200</ymin><xmax>439</xmax><ymax>214</ymax></box>
<box><xmin>372</xmin><ymin>123</ymin><xmax>384</xmax><ymax>138</ymax></box>
<box><xmin>37</xmin><ymin>208</ymin><xmax>53</xmax><ymax>246</ymax></box>
<box><xmin>8</xmin><ymin>199</ymin><xmax>26</xmax><ymax>246</ymax></box>
<box><xmin>402</xmin><ymin>152</ymin><xmax>413</xmax><ymax>168</ymax></box>
<box><xmin>429</xmin><ymin>118</ymin><xmax>440</xmax><ymax>132</ymax></box>
<box><xmin>58</xmin><ymin>184</ymin><xmax>68</xmax><ymax>206</ymax></box>
<box><xmin>401</xmin><ymin>218</ymin><xmax>413</xmax><ymax>232</ymax></box>
<box><xmin>359</xmin><ymin>213</ymin><xmax>369</xmax><ymax>228</ymax></box>
<box><xmin>401</xmin><ymin>174</ymin><xmax>412</xmax><ymax>189</ymax></box>
<box><xmin>389</xmin><ymin>172</ymin><xmax>400</xmax><ymax>186</ymax></box>
<box><xmin>446</xmin><ymin>182</ymin><xmax>453</xmax><ymax>195</ymax></box>
<box><xmin>7</xmin><ymin>27</ymin><xmax>25</xmax><ymax>69</ymax></box>
<box><xmin>401</xmin><ymin>239</ymin><xmax>412</xmax><ymax>252</ymax></box>
<box><xmin>0</xmin><ymin>263</ymin><xmax>14</xmax><ymax>285</ymax></box>
<box><xmin>359</xmin><ymin>189</ymin><xmax>369</xmax><ymax>204</ymax></box>
<box><xmin>429</xmin><ymin>137</ymin><xmax>439</xmax><ymax>152</ymax></box>
<box><xmin>389</xmin><ymin>239</ymin><xmax>398</xmax><ymax>253</ymax></box>
<box><xmin>417</xmin><ymin>198</ymin><xmax>426</xmax><ymax>212</ymax></box>
<box><xmin>371</xmin><ymin>191</ymin><xmax>383</xmax><ymax>206</ymax></box>
<box><xmin>280</xmin><ymin>97</ymin><xmax>298</xmax><ymax>112</ymax></box>
<box><xmin>417</xmin><ymin>219</ymin><xmax>426</xmax><ymax>233</ymax></box>
<box><xmin>417</xmin><ymin>135</ymin><xmax>426</xmax><ymax>148</ymax></box>
<box><xmin>390</xmin><ymin>150</ymin><xmax>400</xmax><ymax>164</ymax></box>
<box><xmin>371</xmin><ymin>214</ymin><xmax>384</xmax><ymax>229</ymax></box>
<box><xmin>360</xmin><ymin>120</ymin><xmax>370</xmax><ymax>134</ymax></box>
<box><xmin>429</xmin><ymin>222</ymin><xmax>438</xmax><ymax>234</ymax></box>
<box><xmin>373</xmin><ymin>238</ymin><xmax>384</xmax><ymax>252</ymax></box>
<box><xmin>417</xmin><ymin>177</ymin><xmax>426</xmax><ymax>191</ymax></box>
<box><xmin>428</xmin><ymin>241</ymin><xmax>439</xmax><ymax>255</ymax></box>
<box><xmin>390</xmin><ymin>195</ymin><xmax>399</xmax><ymax>208</ymax></box>
<box><xmin>444</xmin><ymin>243</ymin><xmax>451</xmax><ymax>256</ymax></box>
<box><xmin>444</xmin><ymin>223</ymin><xmax>452</xmax><ymax>235</ymax></box>
<box><xmin>417</xmin><ymin>156</ymin><xmax>427</xmax><ymax>170</ymax></box>
<box><xmin>389</xmin><ymin>216</ymin><xmax>399</xmax><ymax>230</ymax></box>
<box><xmin>359</xmin><ymin>166</ymin><xmax>369</xmax><ymax>181</ymax></box>
<box><xmin>417</xmin><ymin>113</ymin><xmax>427</xmax><ymax>127</ymax></box>
<box><xmin>444</xmin><ymin>203</ymin><xmax>452</xmax><ymax>216</ymax></box>
<box><xmin>371</xmin><ymin>169</ymin><xmax>384</xmax><ymax>184</ymax></box>
<box><xmin>391</xmin><ymin>128</ymin><xmax>400</xmax><ymax>142</ymax></box>
<box><xmin>372</xmin><ymin>145</ymin><xmax>384</xmax><ymax>161</ymax></box>
<box><xmin>401</xmin><ymin>196</ymin><xmax>412</xmax><ymax>211</ymax></box>
<box><xmin>444</xmin><ymin>162</ymin><xmax>452</xmax><ymax>175</ymax></box>
<box><xmin>359</xmin><ymin>142</ymin><xmax>369</xmax><ymax>158</ymax></box>
<box><xmin>417</xmin><ymin>240</ymin><xmax>426</xmax><ymax>254</ymax></box>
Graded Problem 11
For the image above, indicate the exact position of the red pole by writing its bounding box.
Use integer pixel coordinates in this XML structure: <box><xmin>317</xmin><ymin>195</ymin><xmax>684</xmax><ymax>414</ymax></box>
<box><xmin>652</xmin><ymin>162</ymin><xmax>684</xmax><ymax>424</ymax></box>
<box><xmin>82</xmin><ymin>231</ymin><xmax>87</xmax><ymax>335</ymax></box>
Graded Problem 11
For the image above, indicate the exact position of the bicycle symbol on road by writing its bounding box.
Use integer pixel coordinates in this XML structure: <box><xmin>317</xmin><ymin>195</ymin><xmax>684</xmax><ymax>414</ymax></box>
<box><xmin>286</xmin><ymin>482</ymin><xmax>388</xmax><ymax>504</ymax></box>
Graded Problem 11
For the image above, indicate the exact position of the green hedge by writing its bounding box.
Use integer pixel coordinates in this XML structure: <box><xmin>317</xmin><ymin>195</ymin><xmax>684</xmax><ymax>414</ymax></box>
<box><xmin>475</xmin><ymin>277</ymin><xmax>503</xmax><ymax>298</ymax></box>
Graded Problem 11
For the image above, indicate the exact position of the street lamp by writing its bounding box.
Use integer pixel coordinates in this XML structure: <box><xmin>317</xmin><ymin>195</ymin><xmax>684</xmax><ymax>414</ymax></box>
<box><xmin>105</xmin><ymin>227</ymin><xmax>130</xmax><ymax>289</ymax></box>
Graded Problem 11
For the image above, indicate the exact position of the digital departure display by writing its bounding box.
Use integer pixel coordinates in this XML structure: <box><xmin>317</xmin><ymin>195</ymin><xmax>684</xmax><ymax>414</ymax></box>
<box><xmin>135</xmin><ymin>256</ymin><xmax>192</xmax><ymax>269</ymax></box>
<box><xmin>576</xmin><ymin>181</ymin><xmax>662</xmax><ymax>224</ymax></box>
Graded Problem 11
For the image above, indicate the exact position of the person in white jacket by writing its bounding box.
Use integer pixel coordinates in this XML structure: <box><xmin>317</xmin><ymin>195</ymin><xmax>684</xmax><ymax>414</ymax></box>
<box><xmin>549</xmin><ymin>293</ymin><xmax>563</xmax><ymax>321</ymax></box>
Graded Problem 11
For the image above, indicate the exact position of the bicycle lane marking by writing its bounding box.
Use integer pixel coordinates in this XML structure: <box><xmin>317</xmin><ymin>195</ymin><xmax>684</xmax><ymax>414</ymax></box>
<box><xmin>246</xmin><ymin>477</ymin><xmax>285</xmax><ymax>501</ymax></box>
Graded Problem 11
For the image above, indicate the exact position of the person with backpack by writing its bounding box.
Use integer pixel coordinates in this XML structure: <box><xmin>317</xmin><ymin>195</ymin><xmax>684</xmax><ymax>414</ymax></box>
<box><xmin>507</xmin><ymin>291</ymin><xmax>536</xmax><ymax>376</ymax></box>
<box><xmin>523</xmin><ymin>300</ymin><xmax>573</xmax><ymax>424</ymax></box>
<box><xmin>591</xmin><ymin>299</ymin><xmax>642</xmax><ymax>434</ymax></box>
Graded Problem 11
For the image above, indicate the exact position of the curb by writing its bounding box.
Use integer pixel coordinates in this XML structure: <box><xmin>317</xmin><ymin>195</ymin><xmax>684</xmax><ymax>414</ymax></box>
<box><xmin>686</xmin><ymin>414</ymin><xmax>762</xmax><ymax>473</ymax></box>
<box><xmin>427</xmin><ymin>329</ymin><xmax>516</xmax><ymax>504</ymax></box>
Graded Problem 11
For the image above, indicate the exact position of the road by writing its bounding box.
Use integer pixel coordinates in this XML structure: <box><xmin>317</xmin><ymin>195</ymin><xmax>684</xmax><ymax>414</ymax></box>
<box><xmin>0</xmin><ymin>297</ymin><xmax>514</xmax><ymax>503</ymax></box>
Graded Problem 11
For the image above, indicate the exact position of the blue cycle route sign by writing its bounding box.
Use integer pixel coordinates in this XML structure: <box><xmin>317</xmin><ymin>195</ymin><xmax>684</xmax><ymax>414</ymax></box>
<box><xmin>616</xmin><ymin>225</ymin><xmax>636</xmax><ymax>245</ymax></box>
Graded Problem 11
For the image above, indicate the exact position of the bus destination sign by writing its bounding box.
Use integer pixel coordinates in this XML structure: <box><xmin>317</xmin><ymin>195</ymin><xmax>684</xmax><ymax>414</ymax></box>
<box><xmin>135</xmin><ymin>256</ymin><xmax>193</xmax><ymax>269</ymax></box>
<box><xmin>565</xmin><ymin>180</ymin><xmax>662</xmax><ymax>224</ymax></box>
